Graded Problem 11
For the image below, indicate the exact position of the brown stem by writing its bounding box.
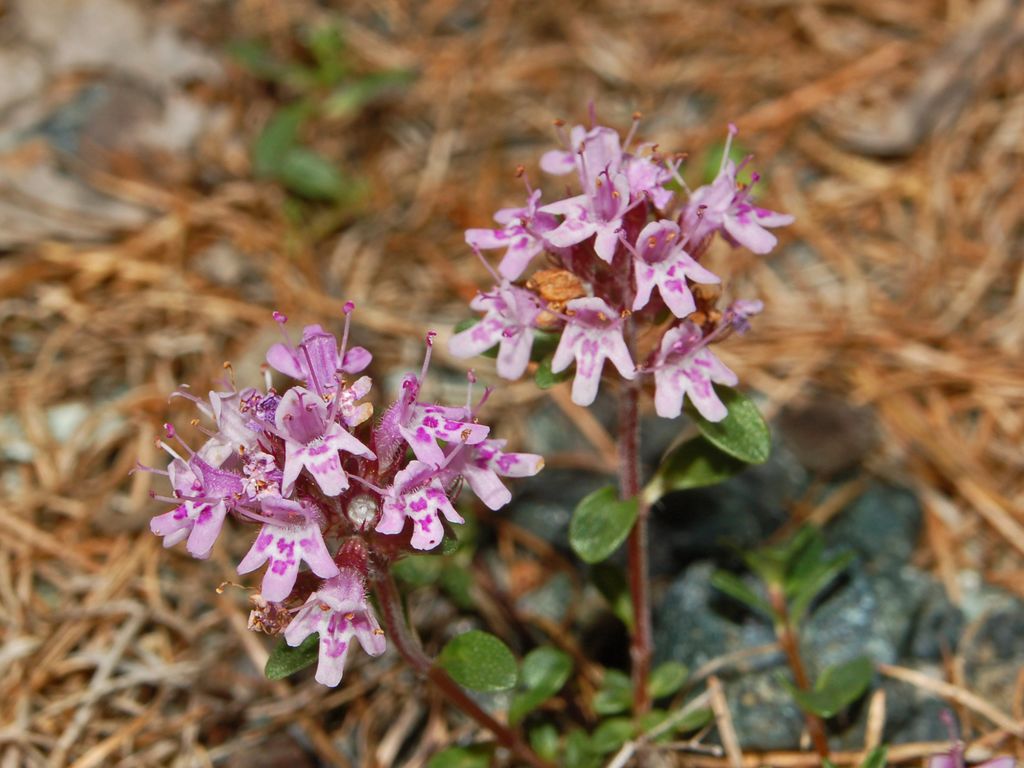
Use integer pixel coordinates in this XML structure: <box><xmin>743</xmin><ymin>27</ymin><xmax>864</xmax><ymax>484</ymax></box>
<box><xmin>621</xmin><ymin>333</ymin><xmax>652</xmax><ymax>721</ymax></box>
<box><xmin>770</xmin><ymin>586</ymin><xmax>830</xmax><ymax>758</ymax></box>
<box><xmin>373</xmin><ymin>570</ymin><xmax>551</xmax><ymax>768</ymax></box>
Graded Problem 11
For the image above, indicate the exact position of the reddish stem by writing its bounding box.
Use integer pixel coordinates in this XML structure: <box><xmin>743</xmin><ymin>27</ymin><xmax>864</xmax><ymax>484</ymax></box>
<box><xmin>770</xmin><ymin>586</ymin><xmax>830</xmax><ymax>759</ymax></box>
<box><xmin>621</xmin><ymin>325</ymin><xmax>653</xmax><ymax>721</ymax></box>
<box><xmin>373</xmin><ymin>570</ymin><xmax>551</xmax><ymax>768</ymax></box>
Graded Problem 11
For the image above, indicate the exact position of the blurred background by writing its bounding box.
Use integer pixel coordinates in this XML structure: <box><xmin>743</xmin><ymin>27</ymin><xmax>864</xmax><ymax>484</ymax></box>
<box><xmin>1</xmin><ymin>0</ymin><xmax>1023</xmax><ymax>765</ymax></box>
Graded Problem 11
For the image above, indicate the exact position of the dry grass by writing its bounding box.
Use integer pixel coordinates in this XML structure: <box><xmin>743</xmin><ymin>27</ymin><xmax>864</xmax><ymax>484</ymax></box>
<box><xmin>2</xmin><ymin>0</ymin><xmax>1023</xmax><ymax>764</ymax></box>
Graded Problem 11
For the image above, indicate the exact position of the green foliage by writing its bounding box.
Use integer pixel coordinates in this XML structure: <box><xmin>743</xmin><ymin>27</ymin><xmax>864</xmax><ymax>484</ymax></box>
<box><xmin>528</xmin><ymin>724</ymin><xmax>560</xmax><ymax>762</ymax></box>
<box><xmin>437</xmin><ymin>631</ymin><xmax>518</xmax><ymax>692</ymax></box>
<box><xmin>563</xmin><ymin>729</ymin><xmax>601</xmax><ymax>768</ymax></box>
<box><xmin>590</xmin><ymin>563</ymin><xmax>634</xmax><ymax>630</ymax></box>
<box><xmin>228</xmin><ymin>21</ymin><xmax>412</xmax><ymax>203</ymax></box>
<box><xmin>509</xmin><ymin>646</ymin><xmax>574</xmax><ymax>724</ymax></box>
<box><xmin>534</xmin><ymin>357</ymin><xmax>573</xmax><ymax>389</ymax></box>
<box><xmin>685</xmin><ymin>386</ymin><xmax>771</xmax><ymax>465</ymax></box>
<box><xmin>779</xmin><ymin>656</ymin><xmax>874</xmax><ymax>718</ymax></box>
<box><xmin>859</xmin><ymin>746</ymin><xmax>889</xmax><ymax>768</ymax></box>
<box><xmin>710</xmin><ymin>570</ymin><xmax>774</xmax><ymax>619</ymax></box>
<box><xmin>715</xmin><ymin>526</ymin><xmax>854</xmax><ymax>623</ymax></box>
<box><xmin>426</xmin><ymin>744</ymin><xmax>493</xmax><ymax>768</ymax></box>
<box><xmin>569</xmin><ymin>486</ymin><xmax>638</xmax><ymax>564</ymax></box>
<box><xmin>702</xmin><ymin>137</ymin><xmax>753</xmax><ymax>185</ymax></box>
<box><xmin>648</xmin><ymin>661</ymin><xmax>689</xmax><ymax>699</ymax></box>
<box><xmin>265</xmin><ymin>633</ymin><xmax>318</xmax><ymax>680</ymax></box>
<box><xmin>644</xmin><ymin>435</ymin><xmax>748</xmax><ymax>503</ymax></box>
<box><xmin>593</xmin><ymin>669</ymin><xmax>633</xmax><ymax>715</ymax></box>
<box><xmin>590</xmin><ymin>717</ymin><xmax>634</xmax><ymax>755</ymax></box>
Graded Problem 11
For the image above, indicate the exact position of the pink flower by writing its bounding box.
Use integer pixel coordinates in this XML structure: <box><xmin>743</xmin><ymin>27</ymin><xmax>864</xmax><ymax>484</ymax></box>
<box><xmin>267</xmin><ymin>323</ymin><xmax>371</xmax><ymax>394</ymax></box>
<box><xmin>443</xmin><ymin>439</ymin><xmax>544</xmax><ymax>510</ymax></box>
<box><xmin>283</xmin><ymin>568</ymin><xmax>386</xmax><ymax>687</ymax></box>
<box><xmin>150</xmin><ymin>455</ymin><xmax>241</xmax><ymax>559</ymax></box>
<box><xmin>465</xmin><ymin>190</ymin><xmax>559</xmax><ymax>280</ymax></box>
<box><xmin>236</xmin><ymin>498</ymin><xmax>339</xmax><ymax>602</ymax></box>
<box><xmin>623</xmin><ymin>144</ymin><xmax>673</xmax><ymax>210</ymax></box>
<box><xmin>652</xmin><ymin>323</ymin><xmax>737</xmax><ymax>421</ymax></box>
<box><xmin>276</xmin><ymin>387</ymin><xmax>375</xmax><ymax>497</ymax></box>
<box><xmin>541</xmin><ymin>171</ymin><xmax>631</xmax><ymax>263</ymax></box>
<box><xmin>376</xmin><ymin>461</ymin><xmax>465</xmax><ymax>551</ymax></box>
<box><xmin>540</xmin><ymin>124</ymin><xmax>623</xmax><ymax>178</ymax></box>
<box><xmin>682</xmin><ymin>127</ymin><xmax>793</xmax><ymax>253</ymax></box>
<box><xmin>631</xmin><ymin>220</ymin><xmax>720</xmax><ymax>318</ymax></box>
<box><xmin>448</xmin><ymin>283</ymin><xmax>543</xmax><ymax>379</ymax></box>
<box><xmin>552</xmin><ymin>297</ymin><xmax>636</xmax><ymax>406</ymax></box>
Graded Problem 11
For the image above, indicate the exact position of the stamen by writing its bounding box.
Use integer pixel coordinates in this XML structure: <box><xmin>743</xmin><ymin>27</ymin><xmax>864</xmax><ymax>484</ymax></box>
<box><xmin>272</xmin><ymin>310</ymin><xmax>292</xmax><ymax>347</ymax></box>
<box><xmin>339</xmin><ymin>301</ymin><xmax>355</xmax><ymax>362</ymax></box>
<box><xmin>300</xmin><ymin>344</ymin><xmax>326</xmax><ymax>399</ymax></box>
<box><xmin>418</xmin><ymin>331</ymin><xmax>437</xmax><ymax>384</ymax></box>
<box><xmin>350</xmin><ymin>474</ymin><xmax>387</xmax><ymax>496</ymax></box>
<box><xmin>720</xmin><ymin>123</ymin><xmax>738</xmax><ymax>174</ymax></box>
<box><xmin>131</xmin><ymin>461</ymin><xmax>168</xmax><ymax>477</ymax></box>
<box><xmin>471</xmin><ymin>246</ymin><xmax>502</xmax><ymax>283</ymax></box>
<box><xmin>553</xmin><ymin>118</ymin><xmax>568</xmax><ymax>149</ymax></box>
<box><xmin>163</xmin><ymin>423</ymin><xmax>195</xmax><ymax>457</ymax></box>
<box><xmin>623</xmin><ymin>111</ymin><xmax>642</xmax><ymax>153</ymax></box>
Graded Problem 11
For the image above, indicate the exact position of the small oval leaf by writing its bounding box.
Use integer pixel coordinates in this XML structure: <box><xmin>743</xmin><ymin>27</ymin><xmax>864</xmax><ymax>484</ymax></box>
<box><xmin>570</xmin><ymin>486</ymin><xmax>638</xmax><ymax>564</ymax></box>
<box><xmin>685</xmin><ymin>386</ymin><xmax>771</xmax><ymax>465</ymax></box>
<box><xmin>590</xmin><ymin>717</ymin><xmax>634</xmax><ymax>755</ymax></box>
<box><xmin>594</xmin><ymin>669</ymin><xmax>633</xmax><ymax>715</ymax></box>
<box><xmin>648</xmin><ymin>661</ymin><xmax>689</xmax><ymax>699</ymax></box>
<box><xmin>426</xmin><ymin>744</ymin><xmax>493</xmax><ymax>768</ymax></box>
<box><xmin>437</xmin><ymin>630</ymin><xmax>518</xmax><ymax>692</ymax></box>
<box><xmin>510</xmin><ymin>646</ymin><xmax>574</xmax><ymax>723</ymax></box>
<box><xmin>265</xmin><ymin>633</ymin><xmax>318</xmax><ymax>680</ymax></box>
<box><xmin>781</xmin><ymin>656</ymin><xmax>874</xmax><ymax>718</ymax></box>
<box><xmin>643</xmin><ymin>436</ymin><xmax>747</xmax><ymax>503</ymax></box>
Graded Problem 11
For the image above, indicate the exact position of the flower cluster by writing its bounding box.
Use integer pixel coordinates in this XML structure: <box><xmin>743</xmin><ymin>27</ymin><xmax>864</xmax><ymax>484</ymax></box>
<box><xmin>450</xmin><ymin>118</ymin><xmax>792</xmax><ymax>420</ymax></box>
<box><xmin>145</xmin><ymin>307</ymin><xmax>543</xmax><ymax>686</ymax></box>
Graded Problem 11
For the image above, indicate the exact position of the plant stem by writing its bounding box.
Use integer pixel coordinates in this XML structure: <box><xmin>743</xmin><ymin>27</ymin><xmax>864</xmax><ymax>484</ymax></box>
<box><xmin>620</xmin><ymin>334</ymin><xmax>652</xmax><ymax>720</ymax></box>
<box><xmin>373</xmin><ymin>569</ymin><xmax>551</xmax><ymax>768</ymax></box>
<box><xmin>769</xmin><ymin>586</ymin><xmax>830</xmax><ymax>759</ymax></box>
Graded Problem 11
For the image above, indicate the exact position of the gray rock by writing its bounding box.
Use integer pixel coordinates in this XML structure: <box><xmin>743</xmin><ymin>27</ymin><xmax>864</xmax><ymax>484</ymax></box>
<box><xmin>648</xmin><ymin>442</ymin><xmax>805</xmax><ymax>577</ymax></box>
<box><xmin>825</xmin><ymin>483</ymin><xmax>922</xmax><ymax>568</ymax></box>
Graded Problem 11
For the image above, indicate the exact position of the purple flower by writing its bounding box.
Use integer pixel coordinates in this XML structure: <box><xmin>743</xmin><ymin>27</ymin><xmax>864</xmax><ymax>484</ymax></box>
<box><xmin>552</xmin><ymin>297</ymin><xmax>636</xmax><ymax>406</ymax></box>
<box><xmin>267</xmin><ymin>323</ymin><xmax>371</xmax><ymax>395</ymax></box>
<box><xmin>652</xmin><ymin>323</ymin><xmax>737</xmax><ymax>421</ymax></box>
<box><xmin>276</xmin><ymin>387</ymin><xmax>375</xmax><ymax>497</ymax></box>
<box><xmin>540</xmin><ymin>124</ymin><xmax>623</xmax><ymax>179</ymax></box>
<box><xmin>443</xmin><ymin>439</ymin><xmax>544</xmax><ymax>511</ymax></box>
<box><xmin>465</xmin><ymin>190</ymin><xmax>559</xmax><ymax>280</ymax></box>
<box><xmin>336</xmin><ymin>375</ymin><xmax>374</xmax><ymax>429</ymax></box>
<box><xmin>631</xmin><ymin>220</ymin><xmax>720</xmax><ymax>317</ymax></box>
<box><xmin>682</xmin><ymin>128</ymin><xmax>793</xmax><ymax>253</ymax></box>
<box><xmin>448</xmin><ymin>283</ymin><xmax>543</xmax><ymax>379</ymax></box>
<box><xmin>150</xmin><ymin>454</ymin><xmax>242</xmax><ymax>559</ymax></box>
<box><xmin>541</xmin><ymin>171</ymin><xmax>631</xmax><ymax>263</ymax></box>
<box><xmin>376</xmin><ymin>461</ymin><xmax>465</xmax><ymax>550</ymax></box>
<box><xmin>623</xmin><ymin>144</ymin><xmax>674</xmax><ymax>209</ymax></box>
<box><xmin>283</xmin><ymin>568</ymin><xmax>386</xmax><ymax>687</ymax></box>
<box><xmin>236</xmin><ymin>497</ymin><xmax>339</xmax><ymax>602</ymax></box>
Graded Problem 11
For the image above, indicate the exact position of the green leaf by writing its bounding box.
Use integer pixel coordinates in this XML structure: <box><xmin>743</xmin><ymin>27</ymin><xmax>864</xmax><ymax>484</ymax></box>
<box><xmin>226</xmin><ymin>39</ymin><xmax>288</xmax><ymax>81</ymax></box>
<box><xmin>530</xmin><ymin>330</ymin><xmax>562</xmax><ymax>362</ymax></box>
<box><xmin>439</xmin><ymin>566</ymin><xmax>476</xmax><ymax>610</ymax></box>
<box><xmin>529</xmin><ymin>724</ymin><xmax>560</xmax><ymax>762</ymax></box>
<box><xmin>648</xmin><ymin>661</ymin><xmax>689</xmax><ymax>699</ymax></box>
<box><xmin>637</xmin><ymin>709</ymin><xmax>671</xmax><ymax>742</ymax></box>
<box><xmin>788</xmin><ymin>551</ymin><xmax>855</xmax><ymax>624</ymax></box>
<box><xmin>437</xmin><ymin>630</ymin><xmax>518</xmax><ymax>692</ymax></box>
<box><xmin>668</xmin><ymin>706</ymin><xmax>714</xmax><ymax>733</ymax></box>
<box><xmin>391</xmin><ymin>555</ymin><xmax>443</xmax><ymax>587</ymax></box>
<box><xmin>685</xmin><ymin>386</ymin><xmax>771</xmax><ymax>465</ymax></box>
<box><xmin>275</xmin><ymin>147</ymin><xmax>346</xmax><ymax>201</ymax></box>
<box><xmin>265</xmin><ymin>633</ymin><xmax>318</xmax><ymax>680</ymax></box>
<box><xmin>534</xmin><ymin>357</ymin><xmax>573</xmax><ymax>389</ymax></box>
<box><xmin>253</xmin><ymin>105</ymin><xmax>308</xmax><ymax>177</ymax></box>
<box><xmin>643</xmin><ymin>436</ymin><xmax>747</xmax><ymax>503</ymax></box>
<box><xmin>594</xmin><ymin>669</ymin><xmax>633</xmax><ymax>715</ymax></box>
<box><xmin>590</xmin><ymin>717</ymin><xmax>634</xmax><ymax>755</ymax></box>
<box><xmin>859</xmin><ymin>746</ymin><xmax>888</xmax><ymax>768</ymax></box>
<box><xmin>781</xmin><ymin>656</ymin><xmax>874</xmax><ymax>718</ymax></box>
<box><xmin>563</xmin><ymin>730</ymin><xmax>600</xmax><ymax>768</ymax></box>
<box><xmin>710</xmin><ymin>570</ymin><xmax>774</xmax><ymax>619</ymax></box>
<box><xmin>509</xmin><ymin>647</ymin><xmax>573</xmax><ymax>724</ymax></box>
<box><xmin>590</xmin><ymin>563</ymin><xmax>634</xmax><ymax>631</ymax></box>
<box><xmin>323</xmin><ymin>70</ymin><xmax>416</xmax><ymax>118</ymax></box>
<box><xmin>426</xmin><ymin>744</ymin><xmax>493</xmax><ymax>768</ymax></box>
<box><xmin>569</xmin><ymin>486</ymin><xmax>638</xmax><ymax>564</ymax></box>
